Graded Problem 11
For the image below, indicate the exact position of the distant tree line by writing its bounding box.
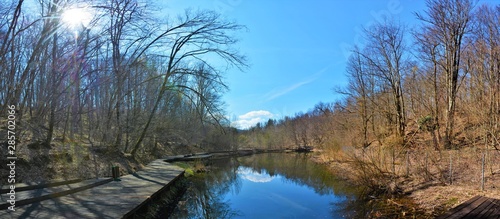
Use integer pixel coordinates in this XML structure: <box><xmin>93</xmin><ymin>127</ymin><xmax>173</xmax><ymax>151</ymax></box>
<box><xmin>239</xmin><ymin>0</ymin><xmax>500</xmax><ymax>153</ymax></box>
<box><xmin>0</xmin><ymin>0</ymin><xmax>246</xmax><ymax>159</ymax></box>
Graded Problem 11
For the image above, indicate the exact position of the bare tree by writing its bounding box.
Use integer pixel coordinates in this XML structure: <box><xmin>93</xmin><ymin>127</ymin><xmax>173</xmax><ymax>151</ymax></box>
<box><xmin>414</xmin><ymin>27</ymin><xmax>444</xmax><ymax>150</ymax></box>
<box><xmin>0</xmin><ymin>0</ymin><xmax>24</xmax><ymax>113</ymax></box>
<box><xmin>104</xmin><ymin>0</ymin><xmax>146</xmax><ymax>148</ymax></box>
<box><xmin>361</xmin><ymin>20</ymin><xmax>408</xmax><ymax>140</ymax></box>
<box><xmin>339</xmin><ymin>46</ymin><xmax>374</xmax><ymax>148</ymax></box>
<box><xmin>416</xmin><ymin>0</ymin><xmax>475</xmax><ymax>149</ymax></box>
<box><xmin>468</xmin><ymin>4</ymin><xmax>500</xmax><ymax>151</ymax></box>
<box><xmin>130</xmin><ymin>10</ymin><xmax>247</xmax><ymax>157</ymax></box>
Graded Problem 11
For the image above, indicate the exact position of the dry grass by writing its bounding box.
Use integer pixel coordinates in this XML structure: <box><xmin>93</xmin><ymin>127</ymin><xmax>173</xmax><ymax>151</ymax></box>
<box><xmin>316</xmin><ymin>144</ymin><xmax>500</xmax><ymax>216</ymax></box>
<box><xmin>409</xmin><ymin>184</ymin><xmax>500</xmax><ymax>216</ymax></box>
<box><xmin>405</xmin><ymin>147</ymin><xmax>500</xmax><ymax>216</ymax></box>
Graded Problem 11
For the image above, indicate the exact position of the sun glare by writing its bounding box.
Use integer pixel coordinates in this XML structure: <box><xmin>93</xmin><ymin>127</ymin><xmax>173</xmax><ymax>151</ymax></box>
<box><xmin>61</xmin><ymin>6</ymin><xmax>92</xmax><ymax>29</ymax></box>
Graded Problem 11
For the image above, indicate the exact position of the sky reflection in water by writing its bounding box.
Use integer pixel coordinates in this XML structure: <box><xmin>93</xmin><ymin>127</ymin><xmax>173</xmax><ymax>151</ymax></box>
<box><xmin>170</xmin><ymin>154</ymin><xmax>358</xmax><ymax>219</ymax></box>
<box><xmin>237</xmin><ymin>167</ymin><xmax>278</xmax><ymax>183</ymax></box>
<box><xmin>226</xmin><ymin>166</ymin><xmax>346</xmax><ymax>218</ymax></box>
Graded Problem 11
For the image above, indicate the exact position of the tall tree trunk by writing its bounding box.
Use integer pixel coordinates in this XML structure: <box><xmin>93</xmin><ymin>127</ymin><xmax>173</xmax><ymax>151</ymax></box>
<box><xmin>130</xmin><ymin>72</ymin><xmax>170</xmax><ymax>157</ymax></box>
<box><xmin>46</xmin><ymin>28</ymin><xmax>58</xmax><ymax>146</ymax></box>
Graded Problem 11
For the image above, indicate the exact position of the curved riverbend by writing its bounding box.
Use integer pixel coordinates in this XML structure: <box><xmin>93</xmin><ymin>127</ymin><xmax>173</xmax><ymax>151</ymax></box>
<box><xmin>169</xmin><ymin>153</ymin><xmax>364</xmax><ymax>218</ymax></box>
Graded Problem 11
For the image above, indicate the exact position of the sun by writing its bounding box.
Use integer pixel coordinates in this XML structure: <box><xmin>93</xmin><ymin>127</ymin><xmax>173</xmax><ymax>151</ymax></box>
<box><xmin>61</xmin><ymin>6</ymin><xmax>92</xmax><ymax>29</ymax></box>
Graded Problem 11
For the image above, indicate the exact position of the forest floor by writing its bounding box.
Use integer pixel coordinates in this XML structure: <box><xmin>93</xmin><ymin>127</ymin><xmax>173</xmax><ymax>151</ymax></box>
<box><xmin>0</xmin><ymin>141</ymin><xmax>144</xmax><ymax>183</ymax></box>
<box><xmin>0</xmin><ymin>127</ymin><xmax>216</xmax><ymax>184</ymax></box>
<box><xmin>314</xmin><ymin>146</ymin><xmax>500</xmax><ymax>218</ymax></box>
<box><xmin>0</xmin><ymin>137</ymin><xmax>204</xmax><ymax>183</ymax></box>
<box><xmin>408</xmin><ymin>183</ymin><xmax>500</xmax><ymax>216</ymax></box>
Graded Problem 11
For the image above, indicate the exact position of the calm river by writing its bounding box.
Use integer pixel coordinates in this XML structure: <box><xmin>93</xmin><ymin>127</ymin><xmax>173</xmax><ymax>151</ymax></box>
<box><xmin>169</xmin><ymin>153</ymin><xmax>366</xmax><ymax>218</ymax></box>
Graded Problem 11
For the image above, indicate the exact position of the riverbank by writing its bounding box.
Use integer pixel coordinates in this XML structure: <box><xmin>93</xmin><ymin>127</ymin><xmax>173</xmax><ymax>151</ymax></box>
<box><xmin>168</xmin><ymin>153</ymin><xmax>363</xmax><ymax>218</ymax></box>
<box><xmin>167</xmin><ymin>148</ymin><xmax>499</xmax><ymax>217</ymax></box>
<box><xmin>312</xmin><ymin>147</ymin><xmax>500</xmax><ymax>218</ymax></box>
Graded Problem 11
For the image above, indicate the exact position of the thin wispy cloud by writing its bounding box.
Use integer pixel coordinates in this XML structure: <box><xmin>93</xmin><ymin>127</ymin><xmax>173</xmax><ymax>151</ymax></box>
<box><xmin>264</xmin><ymin>65</ymin><xmax>331</xmax><ymax>101</ymax></box>
<box><xmin>265</xmin><ymin>80</ymin><xmax>314</xmax><ymax>101</ymax></box>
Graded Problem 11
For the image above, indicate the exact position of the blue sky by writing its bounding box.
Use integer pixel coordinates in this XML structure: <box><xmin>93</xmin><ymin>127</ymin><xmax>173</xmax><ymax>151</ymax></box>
<box><xmin>162</xmin><ymin>0</ymin><xmax>427</xmax><ymax>129</ymax></box>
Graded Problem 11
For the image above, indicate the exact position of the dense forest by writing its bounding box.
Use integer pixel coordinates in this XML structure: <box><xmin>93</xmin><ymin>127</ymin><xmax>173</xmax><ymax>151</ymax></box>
<box><xmin>0</xmin><ymin>0</ymin><xmax>244</xmax><ymax>180</ymax></box>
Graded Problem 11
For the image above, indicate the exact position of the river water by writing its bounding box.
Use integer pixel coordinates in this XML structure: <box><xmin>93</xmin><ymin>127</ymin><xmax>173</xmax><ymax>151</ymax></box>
<box><xmin>169</xmin><ymin>153</ymin><xmax>366</xmax><ymax>218</ymax></box>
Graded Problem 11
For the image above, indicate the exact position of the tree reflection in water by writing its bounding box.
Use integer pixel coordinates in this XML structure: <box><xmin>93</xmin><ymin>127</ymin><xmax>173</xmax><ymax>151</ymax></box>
<box><xmin>169</xmin><ymin>153</ymin><xmax>368</xmax><ymax>218</ymax></box>
<box><xmin>170</xmin><ymin>158</ymin><xmax>242</xmax><ymax>219</ymax></box>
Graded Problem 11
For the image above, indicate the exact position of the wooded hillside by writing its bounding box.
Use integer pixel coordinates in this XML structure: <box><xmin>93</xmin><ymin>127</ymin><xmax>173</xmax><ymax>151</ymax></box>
<box><xmin>0</xmin><ymin>0</ymin><xmax>245</xmax><ymax>181</ymax></box>
<box><xmin>237</xmin><ymin>1</ymin><xmax>500</xmax><ymax>207</ymax></box>
<box><xmin>241</xmin><ymin>0</ymin><xmax>499</xmax><ymax>157</ymax></box>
